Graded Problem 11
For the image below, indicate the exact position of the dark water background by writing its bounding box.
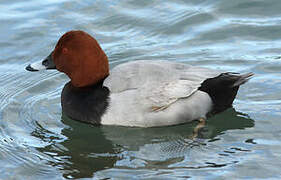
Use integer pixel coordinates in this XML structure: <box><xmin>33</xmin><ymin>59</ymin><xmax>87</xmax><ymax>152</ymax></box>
<box><xmin>0</xmin><ymin>0</ymin><xmax>281</xmax><ymax>179</ymax></box>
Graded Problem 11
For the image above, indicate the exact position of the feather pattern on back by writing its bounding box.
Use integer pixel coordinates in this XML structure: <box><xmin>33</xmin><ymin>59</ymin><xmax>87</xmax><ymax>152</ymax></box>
<box><xmin>102</xmin><ymin>60</ymin><xmax>221</xmax><ymax>127</ymax></box>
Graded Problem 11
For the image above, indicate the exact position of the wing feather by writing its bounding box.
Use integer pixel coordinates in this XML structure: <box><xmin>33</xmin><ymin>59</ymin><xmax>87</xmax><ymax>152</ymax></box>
<box><xmin>104</xmin><ymin>60</ymin><xmax>220</xmax><ymax>112</ymax></box>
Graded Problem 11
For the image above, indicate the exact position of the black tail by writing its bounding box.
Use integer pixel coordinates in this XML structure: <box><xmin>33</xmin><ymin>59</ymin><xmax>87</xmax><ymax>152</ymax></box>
<box><xmin>199</xmin><ymin>72</ymin><xmax>254</xmax><ymax>114</ymax></box>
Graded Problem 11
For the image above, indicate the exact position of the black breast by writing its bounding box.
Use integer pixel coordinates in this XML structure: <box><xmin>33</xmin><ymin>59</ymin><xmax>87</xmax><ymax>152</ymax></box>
<box><xmin>61</xmin><ymin>81</ymin><xmax>110</xmax><ymax>125</ymax></box>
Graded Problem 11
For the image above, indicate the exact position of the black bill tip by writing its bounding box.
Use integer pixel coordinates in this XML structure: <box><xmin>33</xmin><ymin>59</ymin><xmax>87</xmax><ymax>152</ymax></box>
<box><xmin>25</xmin><ymin>64</ymin><xmax>38</xmax><ymax>72</ymax></box>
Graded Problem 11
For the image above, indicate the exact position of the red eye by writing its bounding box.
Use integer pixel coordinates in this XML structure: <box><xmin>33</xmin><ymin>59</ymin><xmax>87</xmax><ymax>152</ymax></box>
<box><xmin>62</xmin><ymin>48</ymin><xmax>68</xmax><ymax>54</ymax></box>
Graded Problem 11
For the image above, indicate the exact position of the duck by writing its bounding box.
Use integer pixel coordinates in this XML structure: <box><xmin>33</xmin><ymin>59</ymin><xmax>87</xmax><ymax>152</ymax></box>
<box><xmin>26</xmin><ymin>30</ymin><xmax>253</xmax><ymax>127</ymax></box>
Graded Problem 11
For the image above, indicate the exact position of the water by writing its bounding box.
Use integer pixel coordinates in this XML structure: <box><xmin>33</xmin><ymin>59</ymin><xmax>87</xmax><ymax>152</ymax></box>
<box><xmin>0</xmin><ymin>0</ymin><xmax>281</xmax><ymax>179</ymax></box>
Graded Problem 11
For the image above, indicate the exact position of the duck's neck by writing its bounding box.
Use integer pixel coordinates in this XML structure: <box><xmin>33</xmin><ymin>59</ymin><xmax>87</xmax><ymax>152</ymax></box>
<box><xmin>70</xmin><ymin>77</ymin><xmax>107</xmax><ymax>90</ymax></box>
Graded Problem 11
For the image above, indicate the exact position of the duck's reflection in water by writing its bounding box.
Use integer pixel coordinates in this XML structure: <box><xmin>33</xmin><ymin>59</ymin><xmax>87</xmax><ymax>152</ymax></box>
<box><xmin>34</xmin><ymin>108</ymin><xmax>254</xmax><ymax>178</ymax></box>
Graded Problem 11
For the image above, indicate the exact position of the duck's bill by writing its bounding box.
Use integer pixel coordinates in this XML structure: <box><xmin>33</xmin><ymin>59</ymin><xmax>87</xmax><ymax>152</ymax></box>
<box><xmin>26</xmin><ymin>52</ymin><xmax>56</xmax><ymax>72</ymax></box>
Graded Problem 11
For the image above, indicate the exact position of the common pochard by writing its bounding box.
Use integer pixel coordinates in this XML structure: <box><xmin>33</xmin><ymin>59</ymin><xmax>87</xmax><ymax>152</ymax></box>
<box><xmin>26</xmin><ymin>30</ymin><xmax>253</xmax><ymax>127</ymax></box>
